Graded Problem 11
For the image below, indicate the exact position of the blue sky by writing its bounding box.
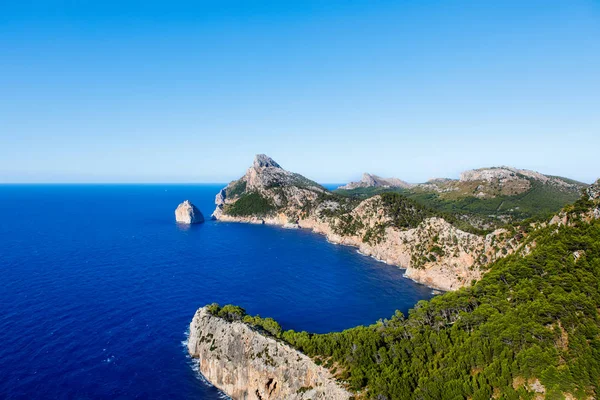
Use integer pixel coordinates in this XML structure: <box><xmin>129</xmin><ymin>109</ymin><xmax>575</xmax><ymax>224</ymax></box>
<box><xmin>1</xmin><ymin>0</ymin><xmax>599</xmax><ymax>183</ymax></box>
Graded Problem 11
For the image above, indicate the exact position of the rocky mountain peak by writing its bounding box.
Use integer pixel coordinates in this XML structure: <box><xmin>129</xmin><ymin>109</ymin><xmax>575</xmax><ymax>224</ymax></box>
<box><xmin>460</xmin><ymin>167</ymin><xmax>530</xmax><ymax>183</ymax></box>
<box><xmin>338</xmin><ymin>173</ymin><xmax>412</xmax><ymax>190</ymax></box>
<box><xmin>253</xmin><ymin>154</ymin><xmax>281</xmax><ymax>169</ymax></box>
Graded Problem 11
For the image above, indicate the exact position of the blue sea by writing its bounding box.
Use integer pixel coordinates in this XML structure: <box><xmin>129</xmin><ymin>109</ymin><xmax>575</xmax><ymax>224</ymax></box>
<box><xmin>0</xmin><ymin>184</ymin><xmax>433</xmax><ymax>399</ymax></box>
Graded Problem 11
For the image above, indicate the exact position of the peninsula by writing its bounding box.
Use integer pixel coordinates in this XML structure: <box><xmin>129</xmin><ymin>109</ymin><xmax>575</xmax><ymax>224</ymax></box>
<box><xmin>210</xmin><ymin>154</ymin><xmax>584</xmax><ymax>290</ymax></box>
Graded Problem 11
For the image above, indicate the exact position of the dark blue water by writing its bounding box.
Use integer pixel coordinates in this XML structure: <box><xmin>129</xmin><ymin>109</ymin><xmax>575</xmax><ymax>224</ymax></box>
<box><xmin>0</xmin><ymin>185</ymin><xmax>433</xmax><ymax>399</ymax></box>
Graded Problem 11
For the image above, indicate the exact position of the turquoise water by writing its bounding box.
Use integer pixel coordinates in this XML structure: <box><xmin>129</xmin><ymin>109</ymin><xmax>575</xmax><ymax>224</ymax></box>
<box><xmin>0</xmin><ymin>184</ymin><xmax>433</xmax><ymax>399</ymax></box>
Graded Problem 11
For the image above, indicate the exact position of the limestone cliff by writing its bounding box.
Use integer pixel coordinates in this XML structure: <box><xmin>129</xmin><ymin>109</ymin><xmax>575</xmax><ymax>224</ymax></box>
<box><xmin>298</xmin><ymin>196</ymin><xmax>520</xmax><ymax>291</ymax></box>
<box><xmin>212</xmin><ymin>154</ymin><xmax>328</xmax><ymax>221</ymax></box>
<box><xmin>187</xmin><ymin>307</ymin><xmax>350</xmax><ymax>400</ymax></box>
<box><xmin>211</xmin><ymin>155</ymin><xmax>525</xmax><ymax>291</ymax></box>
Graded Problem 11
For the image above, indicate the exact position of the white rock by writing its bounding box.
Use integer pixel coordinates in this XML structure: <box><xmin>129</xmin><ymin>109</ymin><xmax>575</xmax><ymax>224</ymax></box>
<box><xmin>187</xmin><ymin>307</ymin><xmax>350</xmax><ymax>400</ymax></box>
<box><xmin>175</xmin><ymin>200</ymin><xmax>204</xmax><ymax>224</ymax></box>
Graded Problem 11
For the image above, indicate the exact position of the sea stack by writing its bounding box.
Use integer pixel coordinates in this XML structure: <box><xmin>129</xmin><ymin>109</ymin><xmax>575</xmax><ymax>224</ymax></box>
<box><xmin>175</xmin><ymin>200</ymin><xmax>204</xmax><ymax>224</ymax></box>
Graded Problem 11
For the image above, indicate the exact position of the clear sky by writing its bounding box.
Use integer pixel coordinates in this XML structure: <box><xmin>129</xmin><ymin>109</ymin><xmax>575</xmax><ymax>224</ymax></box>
<box><xmin>1</xmin><ymin>0</ymin><xmax>599</xmax><ymax>184</ymax></box>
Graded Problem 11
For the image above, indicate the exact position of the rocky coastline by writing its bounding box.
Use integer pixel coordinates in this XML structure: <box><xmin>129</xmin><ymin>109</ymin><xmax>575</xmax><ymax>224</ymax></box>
<box><xmin>187</xmin><ymin>307</ymin><xmax>351</xmax><ymax>400</ymax></box>
<box><xmin>212</xmin><ymin>211</ymin><xmax>517</xmax><ymax>291</ymax></box>
<box><xmin>209</xmin><ymin>155</ymin><xmax>527</xmax><ymax>291</ymax></box>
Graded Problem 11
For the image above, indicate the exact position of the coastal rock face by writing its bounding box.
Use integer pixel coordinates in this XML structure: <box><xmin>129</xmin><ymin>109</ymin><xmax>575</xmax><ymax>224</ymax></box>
<box><xmin>187</xmin><ymin>307</ymin><xmax>350</xmax><ymax>400</ymax></box>
<box><xmin>212</xmin><ymin>154</ymin><xmax>328</xmax><ymax>220</ymax></box>
<box><xmin>338</xmin><ymin>173</ymin><xmax>412</xmax><ymax>190</ymax></box>
<box><xmin>211</xmin><ymin>155</ymin><xmax>527</xmax><ymax>291</ymax></box>
<box><xmin>175</xmin><ymin>200</ymin><xmax>204</xmax><ymax>224</ymax></box>
<box><xmin>299</xmin><ymin>197</ymin><xmax>519</xmax><ymax>291</ymax></box>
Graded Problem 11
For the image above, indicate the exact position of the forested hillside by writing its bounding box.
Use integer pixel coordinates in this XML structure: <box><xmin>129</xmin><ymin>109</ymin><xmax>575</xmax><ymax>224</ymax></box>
<box><xmin>336</xmin><ymin>170</ymin><xmax>586</xmax><ymax>228</ymax></box>
<box><xmin>211</xmin><ymin>189</ymin><xmax>600</xmax><ymax>399</ymax></box>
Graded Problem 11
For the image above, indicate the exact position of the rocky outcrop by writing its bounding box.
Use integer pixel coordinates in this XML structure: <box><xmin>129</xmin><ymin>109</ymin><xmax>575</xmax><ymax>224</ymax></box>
<box><xmin>587</xmin><ymin>179</ymin><xmax>600</xmax><ymax>201</ymax></box>
<box><xmin>175</xmin><ymin>200</ymin><xmax>204</xmax><ymax>224</ymax></box>
<box><xmin>297</xmin><ymin>197</ymin><xmax>519</xmax><ymax>291</ymax></box>
<box><xmin>589</xmin><ymin>179</ymin><xmax>600</xmax><ymax>220</ymax></box>
<box><xmin>417</xmin><ymin>166</ymin><xmax>585</xmax><ymax>199</ymax></box>
<box><xmin>550</xmin><ymin>178</ymin><xmax>600</xmax><ymax>225</ymax></box>
<box><xmin>338</xmin><ymin>173</ymin><xmax>412</xmax><ymax>190</ymax></box>
<box><xmin>187</xmin><ymin>307</ymin><xmax>350</xmax><ymax>400</ymax></box>
<box><xmin>212</xmin><ymin>154</ymin><xmax>328</xmax><ymax>220</ymax></box>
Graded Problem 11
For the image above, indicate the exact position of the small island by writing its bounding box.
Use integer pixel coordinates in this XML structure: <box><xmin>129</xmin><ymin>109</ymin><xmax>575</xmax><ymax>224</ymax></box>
<box><xmin>175</xmin><ymin>200</ymin><xmax>204</xmax><ymax>224</ymax></box>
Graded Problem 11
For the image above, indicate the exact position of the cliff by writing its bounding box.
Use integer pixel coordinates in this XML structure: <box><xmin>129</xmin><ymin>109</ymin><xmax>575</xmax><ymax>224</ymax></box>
<box><xmin>211</xmin><ymin>155</ymin><xmax>527</xmax><ymax>291</ymax></box>
<box><xmin>187</xmin><ymin>307</ymin><xmax>350</xmax><ymax>400</ymax></box>
<box><xmin>212</xmin><ymin>154</ymin><xmax>328</xmax><ymax>221</ymax></box>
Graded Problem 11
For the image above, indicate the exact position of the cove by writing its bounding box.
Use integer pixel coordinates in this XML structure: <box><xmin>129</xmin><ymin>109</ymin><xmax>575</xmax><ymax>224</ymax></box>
<box><xmin>0</xmin><ymin>184</ymin><xmax>433</xmax><ymax>399</ymax></box>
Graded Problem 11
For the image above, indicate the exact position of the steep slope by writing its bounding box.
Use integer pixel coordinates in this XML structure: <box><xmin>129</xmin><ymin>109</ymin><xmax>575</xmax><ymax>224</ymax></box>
<box><xmin>212</xmin><ymin>155</ymin><xmax>523</xmax><ymax>291</ymax></box>
<box><xmin>337</xmin><ymin>173</ymin><xmax>413</xmax><ymax>190</ymax></box>
<box><xmin>187</xmin><ymin>306</ymin><xmax>350</xmax><ymax>400</ymax></box>
<box><xmin>212</xmin><ymin>154</ymin><xmax>330</xmax><ymax>222</ymax></box>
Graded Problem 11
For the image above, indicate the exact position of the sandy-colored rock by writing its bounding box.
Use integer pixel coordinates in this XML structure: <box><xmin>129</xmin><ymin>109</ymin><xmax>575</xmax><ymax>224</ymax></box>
<box><xmin>338</xmin><ymin>173</ymin><xmax>412</xmax><ymax>190</ymax></box>
<box><xmin>187</xmin><ymin>307</ymin><xmax>351</xmax><ymax>400</ymax></box>
<box><xmin>175</xmin><ymin>200</ymin><xmax>204</xmax><ymax>224</ymax></box>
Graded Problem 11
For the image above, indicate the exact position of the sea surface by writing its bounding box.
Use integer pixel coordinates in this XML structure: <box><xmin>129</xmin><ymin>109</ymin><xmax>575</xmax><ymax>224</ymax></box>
<box><xmin>0</xmin><ymin>184</ymin><xmax>433</xmax><ymax>399</ymax></box>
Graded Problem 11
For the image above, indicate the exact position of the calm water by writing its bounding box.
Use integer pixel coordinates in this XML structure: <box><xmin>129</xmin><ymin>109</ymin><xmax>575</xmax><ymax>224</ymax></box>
<box><xmin>0</xmin><ymin>184</ymin><xmax>433</xmax><ymax>399</ymax></box>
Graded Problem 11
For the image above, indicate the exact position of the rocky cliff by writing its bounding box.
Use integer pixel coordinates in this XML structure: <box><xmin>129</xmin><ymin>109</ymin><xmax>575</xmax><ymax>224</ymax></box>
<box><xmin>212</xmin><ymin>154</ymin><xmax>328</xmax><ymax>221</ymax></box>
<box><xmin>337</xmin><ymin>173</ymin><xmax>412</xmax><ymax>190</ymax></box>
<box><xmin>187</xmin><ymin>307</ymin><xmax>350</xmax><ymax>400</ymax></box>
<box><xmin>211</xmin><ymin>155</ymin><xmax>527</xmax><ymax>291</ymax></box>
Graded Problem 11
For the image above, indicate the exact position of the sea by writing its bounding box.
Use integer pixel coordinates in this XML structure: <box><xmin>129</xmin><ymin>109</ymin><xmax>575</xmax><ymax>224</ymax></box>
<box><xmin>0</xmin><ymin>184</ymin><xmax>433</xmax><ymax>399</ymax></box>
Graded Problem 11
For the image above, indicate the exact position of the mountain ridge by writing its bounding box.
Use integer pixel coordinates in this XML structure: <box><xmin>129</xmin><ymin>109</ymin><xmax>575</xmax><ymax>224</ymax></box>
<box><xmin>337</xmin><ymin>173</ymin><xmax>413</xmax><ymax>190</ymax></box>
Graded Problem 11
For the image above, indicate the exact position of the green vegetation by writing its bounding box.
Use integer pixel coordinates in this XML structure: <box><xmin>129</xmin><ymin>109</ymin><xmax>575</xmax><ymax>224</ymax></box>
<box><xmin>206</xmin><ymin>303</ymin><xmax>246</xmax><ymax>321</ymax></box>
<box><xmin>226</xmin><ymin>179</ymin><xmax>247</xmax><ymax>198</ymax></box>
<box><xmin>379</xmin><ymin>192</ymin><xmax>433</xmax><ymax>229</ymax></box>
<box><xmin>224</xmin><ymin>192</ymin><xmax>276</xmax><ymax>217</ymax></box>
<box><xmin>211</xmin><ymin>197</ymin><xmax>600</xmax><ymax>399</ymax></box>
<box><xmin>328</xmin><ymin>192</ymin><xmax>485</xmax><ymax>237</ymax></box>
<box><xmin>379</xmin><ymin>192</ymin><xmax>486</xmax><ymax>235</ymax></box>
<box><xmin>284</xmin><ymin>218</ymin><xmax>600</xmax><ymax>398</ymax></box>
<box><xmin>336</xmin><ymin>179</ymin><xmax>583</xmax><ymax>228</ymax></box>
<box><xmin>406</xmin><ymin>180</ymin><xmax>582</xmax><ymax>222</ymax></box>
<box><xmin>362</xmin><ymin>223</ymin><xmax>386</xmax><ymax>245</ymax></box>
<box><xmin>206</xmin><ymin>303</ymin><xmax>283</xmax><ymax>338</ymax></box>
<box><xmin>332</xmin><ymin>214</ymin><xmax>365</xmax><ymax>236</ymax></box>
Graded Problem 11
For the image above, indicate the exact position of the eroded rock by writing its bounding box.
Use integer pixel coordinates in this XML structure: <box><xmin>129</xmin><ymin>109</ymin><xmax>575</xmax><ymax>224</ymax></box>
<box><xmin>187</xmin><ymin>307</ymin><xmax>350</xmax><ymax>400</ymax></box>
<box><xmin>175</xmin><ymin>200</ymin><xmax>204</xmax><ymax>224</ymax></box>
